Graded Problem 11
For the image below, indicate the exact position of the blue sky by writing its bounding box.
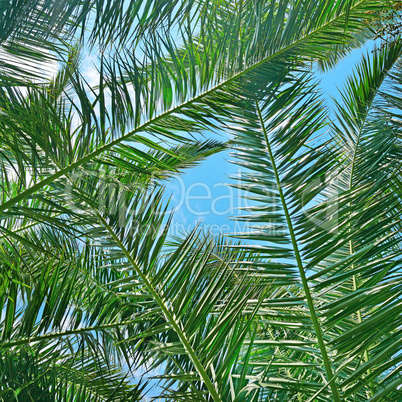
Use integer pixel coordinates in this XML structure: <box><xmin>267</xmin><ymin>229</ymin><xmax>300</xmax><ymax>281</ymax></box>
<box><xmin>162</xmin><ymin>41</ymin><xmax>377</xmax><ymax>239</ymax></box>
<box><xmin>137</xmin><ymin>40</ymin><xmax>379</xmax><ymax>398</ymax></box>
<box><xmin>77</xmin><ymin>7</ymin><xmax>378</xmax><ymax>243</ymax></box>
<box><xmin>77</xmin><ymin>30</ymin><xmax>379</xmax><ymax>396</ymax></box>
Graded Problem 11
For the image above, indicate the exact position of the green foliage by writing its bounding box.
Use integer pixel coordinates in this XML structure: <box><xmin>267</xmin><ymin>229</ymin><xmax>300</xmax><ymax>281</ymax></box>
<box><xmin>1</xmin><ymin>0</ymin><xmax>402</xmax><ymax>400</ymax></box>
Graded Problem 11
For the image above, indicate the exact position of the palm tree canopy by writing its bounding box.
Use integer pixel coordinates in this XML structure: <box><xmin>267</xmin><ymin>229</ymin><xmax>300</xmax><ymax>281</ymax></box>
<box><xmin>1</xmin><ymin>1</ymin><xmax>402</xmax><ymax>401</ymax></box>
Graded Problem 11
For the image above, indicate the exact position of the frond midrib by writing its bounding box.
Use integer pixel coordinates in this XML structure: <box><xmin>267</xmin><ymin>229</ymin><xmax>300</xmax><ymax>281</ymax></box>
<box><xmin>255</xmin><ymin>102</ymin><xmax>340</xmax><ymax>401</ymax></box>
